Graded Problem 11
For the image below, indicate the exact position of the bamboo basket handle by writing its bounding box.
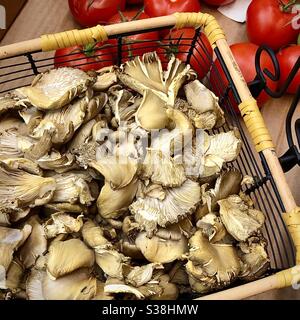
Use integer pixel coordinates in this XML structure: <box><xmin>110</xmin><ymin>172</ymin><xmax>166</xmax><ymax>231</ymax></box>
<box><xmin>214</xmin><ymin>38</ymin><xmax>297</xmax><ymax>213</ymax></box>
<box><xmin>0</xmin><ymin>12</ymin><xmax>224</xmax><ymax>57</ymax></box>
<box><xmin>0</xmin><ymin>15</ymin><xmax>178</xmax><ymax>58</ymax></box>
<box><xmin>196</xmin><ymin>267</ymin><xmax>300</xmax><ymax>300</ymax></box>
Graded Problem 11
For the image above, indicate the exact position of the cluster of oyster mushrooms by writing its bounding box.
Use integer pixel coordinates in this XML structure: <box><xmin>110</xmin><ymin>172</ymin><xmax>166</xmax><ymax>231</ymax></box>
<box><xmin>0</xmin><ymin>52</ymin><xmax>270</xmax><ymax>300</ymax></box>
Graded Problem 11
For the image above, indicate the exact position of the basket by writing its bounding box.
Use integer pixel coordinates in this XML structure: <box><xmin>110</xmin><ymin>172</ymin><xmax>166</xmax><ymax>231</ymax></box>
<box><xmin>0</xmin><ymin>12</ymin><xmax>299</xmax><ymax>300</ymax></box>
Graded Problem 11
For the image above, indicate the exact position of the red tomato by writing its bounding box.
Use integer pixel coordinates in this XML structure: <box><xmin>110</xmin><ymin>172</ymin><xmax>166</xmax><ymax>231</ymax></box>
<box><xmin>54</xmin><ymin>43</ymin><xmax>114</xmax><ymax>71</ymax></box>
<box><xmin>246</xmin><ymin>0</ymin><xmax>299</xmax><ymax>51</ymax></box>
<box><xmin>210</xmin><ymin>43</ymin><xmax>278</xmax><ymax>113</ymax></box>
<box><xmin>277</xmin><ymin>45</ymin><xmax>300</xmax><ymax>94</ymax></box>
<box><xmin>68</xmin><ymin>0</ymin><xmax>126</xmax><ymax>27</ymax></box>
<box><xmin>144</xmin><ymin>0</ymin><xmax>201</xmax><ymax>17</ymax></box>
<box><xmin>144</xmin><ymin>0</ymin><xmax>201</xmax><ymax>36</ymax></box>
<box><xmin>157</xmin><ymin>28</ymin><xmax>213</xmax><ymax>79</ymax></box>
<box><xmin>126</xmin><ymin>0</ymin><xmax>143</xmax><ymax>4</ymax></box>
<box><xmin>108</xmin><ymin>10</ymin><xmax>159</xmax><ymax>61</ymax></box>
<box><xmin>202</xmin><ymin>0</ymin><xmax>235</xmax><ymax>5</ymax></box>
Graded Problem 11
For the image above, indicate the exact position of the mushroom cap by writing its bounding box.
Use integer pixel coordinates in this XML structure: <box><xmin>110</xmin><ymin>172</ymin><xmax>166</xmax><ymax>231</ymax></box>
<box><xmin>46</xmin><ymin>239</ymin><xmax>95</xmax><ymax>279</ymax></box>
<box><xmin>16</xmin><ymin>68</ymin><xmax>95</xmax><ymax>110</ymax></box>
<box><xmin>218</xmin><ymin>195</ymin><xmax>265</xmax><ymax>242</ymax></box>
<box><xmin>131</xmin><ymin>179</ymin><xmax>201</xmax><ymax>235</ymax></box>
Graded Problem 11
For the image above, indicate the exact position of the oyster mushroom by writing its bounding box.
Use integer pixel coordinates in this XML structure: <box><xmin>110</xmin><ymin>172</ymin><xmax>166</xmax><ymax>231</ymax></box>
<box><xmin>93</xmin><ymin>66</ymin><xmax>117</xmax><ymax>91</ymax></box>
<box><xmin>136</xmin><ymin>89</ymin><xmax>168</xmax><ymax>130</ymax></box>
<box><xmin>184</xmin><ymin>129</ymin><xmax>241</xmax><ymax>180</ymax></box>
<box><xmin>82</xmin><ymin>219</ymin><xmax>110</xmax><ymax>249</ymax></box>
<box><xmin>0</xmin><ymin>53</ymin><xmax>271</xmax><ymax>300</ymax></box>
<box><xmin>46</xmin><ymin>239</ymin><xmax>95</xmax><ymax>279</ymax></box>
<box><xmin>117</xmin><ymin>52</ymin><xmax>196</xmax><ymax>128</ymax></box>
<box><xmin>18</xmin><ymin>216</ymin><xmax>47</xmax><ymax>269</ymax></box>
<box><xmin>18</xmin><ymin>106</ymin><xmax>43</xmax><ymax>126</ymax></box>
<box><xmin>130</xmin><ymin>179</ymin><xmax>200</xmax><ymax>235</ymax></box>
<box><xmin>90</xmin><ymin>156</ymin><xmax>137</xmax><ymax>190</ymax></box>
<box><xmin>210</xmin><ymin>169</ymin><xmax>243</xmax><ymax>208</ymax></box>
<box><xmin>186</xmin><ymin>230</ymin><xmax>241</xmax><ymax>293</ymax></box>
<box><xmin>97</xmin><ymin>178</ymin><xmax>138</xmax><ymax>219</ymax></box>
<box><xmin>117</xmin><ymin>52</ymin><xmax>166</xmax><ymax>99</ymax></box>
<box><xmin>183</xmin><ymin>80</ymin><xmax>225</xmax><ymax>130</ymax></box>
<box><xmin>29</xmin><ymin>96</ymin><xmax>89</xmax><ymax>144</ymax></box>
<box><xmin>68</xmin><ymin>119</ymin><xmax>97</xmax><ymax>152</ymax></box>
<box><xmin>122</xmin><ymin>216</ymin><xmax>139</xmax><ymax>237</ymax></box>
<box><xmin>0</xmin><ymin>117</ymin><xmax>25</xmax><ymax>132</ymax></box>
<box><xmin>196</xmin><ymin>213</ymin><xmax>227</xmax><ymax>243</ymax></box>
<box><xmin>139</xmin><ymin>149</ymin><xmax>186</xmax><ymax>188</ymax></box>
<box><xmin>164</xmin><ymin>55</ymin><xmax>197</xmax><ymax>105</ymax></box>
<box><xmin>44</xmin><ymin>202</ymin><xmax>88</xmax><ymax>215</ymax></box>
<box><xmin>108</xmin><ymin>85</ymin><xmax>141</xmax><ymax>126</ymax></box>
<box><xmin>150</xmin><ymin>108</ymin><xmax>194</xmax><ymax>155</ymax></box>
<box><xmin>6</xmin><ymin>208</ymin><xmax>31</xmax><ymax>226</ymax></box>
<box><xmin>43</xmin><ymin>212</ymin><xmax>84</xmax><ymax>239</ymax></box>
<box><xmin>84</xmin><ymin>93</ymin><xmax>107</xmax><ymax>123</ymax></box>
<box><xmin>116</xmin><ymin>95</ymin><xmax>141</xmax><ymax>126</ymax></box>
<box><xmin>91</xmin><ymin>117</ymin><xmax>109</xmax><ymax>141</ymax></box>
<box><xmin>135</xmin><ymin>229</ymin><xmax>188</xmax><ymax>263</ymax></box>
<box><xmin>124</xmin><ymin>263</ymin><xmax>164</xmax><ymax>287</ymax></box>
<box><xmin>0</xmin><ymin>225</ymin><xmax>32</xmax><ymax>272</ymax></box>
<box><xmin>241</xmin><ymin>175</ymin><xmax>255</xmax><ymax>187</ymax></box>
<box><xmin>118</xmin><ymin>52</ymin><xmax>196</xmax><ymax>103</ymax></box>
<box><xmin>218</xmin><ymin>195</ymin><xmax>265</xmax><ymax>242</ymax></box>
<box><xmin>26</xmin><ymin>268</ymin><xmax>97</xmax><ymax>300</ymax></box>
<box><xmin>36</xmin><ymin>150</ymin><xmax>78</xmax><ymax>173</ymax></box>
<box><xmin>120</xmin><ymin>238</ymin><xmax>144</xmax><ymax>260</ymax></box>
<box><xmin>2</xmin><ymin>157</ymin><xmax>43</xmax><ymax>175</ymax></box>
<box><xmin>104</xmin><ymin>279</ymin><xmax>145</xmax><ymax>300</ymax></box>
<box><xmin>202</xmin><ymin>129</ymin><xmax>242</xmax><ymax>178</ymax></box>
<box><xmin>0</xmin><ymin>162</ymin><xmax>56</xmax><ymax>213</ymax></box>
<box><xmin>92</xmin><ymin>281</ymin><xmax>114</xmax><ymax>300</ymax></box>
<box><xmin>104</xmin><ymin>271</ymin><xmax>179</xmax><ymax>300</ymax></box>
<box><xmin>149</xmin><ymin>273</ymin><xmax>179</xmax><ymax>300</ymax></box>
<box><xmin>92</xmin><ymin>125</ymin><xmax>146</xmax><ymax>163</ymax></box>
<box><xmin>195</xmin><ymin>169</ymin><xmax>242</xmax><ymax>221</ymax></box>
<box><xmin>51</xmin><ymin>172</ymin><xmax>94</xmax><ymax>205</ymax></box>
<box><xmin>238</xmin><ymin>238</ymin><xmax>270</xmax><ymax>281</ymax></box>
<box><xmin>3</xmin><ymin>259</ymin><xmax>24</xmax><ymax>290</ymax></box>
<box><xmin>0</xmin><ymin>96</ymin><xmax>23</xmax><ymax>116</ymax></box>
<box><xmin>169</xmin><ymin>262</ymin><xmax>190</xmax><ymax>287</ymax></box>
<box><xmin>136</xmin><ymin>182</ymin><xmax>166</xmax><ymax>201</ymax></box>
<box><xmin>95</xmin><ymin>248</ymin><xmax>130</xmax><ymax>279</ymax></box>
<box><xmin>24</xmin><ymin>130</ymin><xmax>54</xmax><ymax>161</ymax></box>
<box><xmin>0</xmin><ymin>212</ymin><xmax>10</xmax><ymax>227</ymax></box>
<box><xmin>0</xmin><ymin>128</ymin><xmax>35</xmax><ymax>159</ymax></box>
<box><xmin>16</xmin><ymin>67</ymin><xmax>95</xmax><ymax>110</ymax></box>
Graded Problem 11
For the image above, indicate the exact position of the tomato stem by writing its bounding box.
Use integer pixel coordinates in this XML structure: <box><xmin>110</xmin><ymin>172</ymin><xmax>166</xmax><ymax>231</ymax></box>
<box><xmin>159</xmin><ymin>33</ymin><xmax>185</xmax><ymax>59</ymax></box>
<box><xmin>87</xmin><ymin>0</ymin><xmax>95</xmax><ymax>9</ymax></box>
<box><xmin>131</xmin><ymin>6</ymin><xmax>145</xmax><ymax>21</ymax></box>
<box><xmin>83</xmin><ymin>42</ymin><xmax>97</xmax><ymax>57</ymax></box>
<box><xmin>118</xmin><ymin>10</ymin><xmax>128</xmax><ymax>22</ymax></box>
<box><xmin>279</xmin><ymin>0</ymin><xmax>298</xmax><ymax>12</ymax></box>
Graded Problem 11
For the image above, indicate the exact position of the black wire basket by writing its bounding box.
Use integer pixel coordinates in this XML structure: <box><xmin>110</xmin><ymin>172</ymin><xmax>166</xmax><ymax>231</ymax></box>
<box><xmin>0</xmin><ymin>13</ymin><xmax>298</xmax><ymax>299</ymax></box>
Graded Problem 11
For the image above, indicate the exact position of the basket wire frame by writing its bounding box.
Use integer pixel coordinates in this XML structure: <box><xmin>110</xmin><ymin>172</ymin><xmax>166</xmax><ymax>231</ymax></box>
<box><xmin>0</xmin><ymin>26</ymin><xmax>295</xmax><ymax>272</ymax></box>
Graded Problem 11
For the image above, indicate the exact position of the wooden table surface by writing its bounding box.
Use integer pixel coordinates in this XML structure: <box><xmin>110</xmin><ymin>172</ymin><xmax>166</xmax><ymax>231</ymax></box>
<box><xmin>0</xmin><ymin>0</ymin><xmax>299</xmax><ymax>300</ymax></box>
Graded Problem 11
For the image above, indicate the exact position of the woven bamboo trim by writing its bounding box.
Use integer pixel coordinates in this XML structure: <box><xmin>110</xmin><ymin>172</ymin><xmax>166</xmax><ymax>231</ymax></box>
<box><xmin>283</xmin><ymin>207</ymin><xmax>300</xmax><ymax>265</ymax></box>
<box><xmin>276</xmin><ymin>266</ymin><xmax>300</xmax><ymax>289</ymax></box>
<box><xmin>41</xmin><ymin>25</ymin><xmax>108</xmax><ymax>52</ymax></box>
<box><xmin>174</xmin><ymin>12</ymin><xmax>226</xmax><ymax>47</ymax></box>
<box><xmin>238</xmin><ymin>99</ymin><xmax>274</xmax><ymax>152</ymax></box>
